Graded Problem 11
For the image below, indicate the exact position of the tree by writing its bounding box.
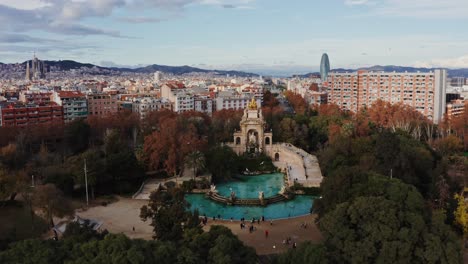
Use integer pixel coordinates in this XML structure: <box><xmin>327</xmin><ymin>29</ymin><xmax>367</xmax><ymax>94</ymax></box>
<box><xmin>33</xmin><ymin>184</ymin><xmax>73</xmax><ymax>227</ymax></box>
<box><xmin>67</xmin><ymin>149</ymin><xmax>107</xmax><ymax>200</ymax></box>
<box><xmin>211</xmin><ymin>110</ymin><xmax>243</xmax><ymax>143</ymax></box>
<box><xmin>0</xmin><ymin>239</ymin><xmax>63</xmax><ymax>264</ymax></box>
<box><xmin>140</xmin><ymin>188</ymin><xmax>200</xmax><ymax>241</ymax></box>
<box><xmin>65</xmin><ymin>119</ymin><xmax>90</xmax><ymax>155</ymax></box>
<box><xmin>185</xmin><ymin>151</ymin><xmax>206</xmax><ymax>179</ymax></box>
<box><xmin>433</xmin><ymin>135</ymin><xmax>463</xmax><ymax>156</ymax></box>
<box><xmin>284</xmin><ymin>91</ymin><xmax>308</xmax><ymax>115</ymax></box>
<box><xmin>205</xmin><ymin>146</ymin><xmax>239</xmax><ymax>182</ymax></box>
<box><xmin>189</xmin><ymin>225</ymin><xmax>256</xmax><ymax>264</ymax></box>
<box><xmin>104</xmin><ymin>129</ymin><xmax>142</xmax><ymax>191</ymax></box>
<box><xmin>275</xmin><ymin>242</ymin><xmax>328</xmax><ymax>264</ymax></box>
<box><xmin>454</xmin><ymin>193</ymin><xmax>468</xmax><ymax>238</ymax></box>
<box><xmin>0</xmin><ymin>165</ymin><xmax>16</xmax><ymax>202</ymax></box>
<box><xmin>319</xmin><ymin>176</ymin><xmax>462</xmax><ymax>264</ymax></box>
<box><xmin>144</xmin><ymin>119</ymin><xmax>206</xmax><ymax>176</ymax></box>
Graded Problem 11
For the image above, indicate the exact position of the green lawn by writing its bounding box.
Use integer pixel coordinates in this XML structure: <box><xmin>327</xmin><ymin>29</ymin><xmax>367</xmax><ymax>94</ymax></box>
<box><xmin>0</xmin><ymin>203</ymin><xmax>48</xmax><ymax>243</ymax></box>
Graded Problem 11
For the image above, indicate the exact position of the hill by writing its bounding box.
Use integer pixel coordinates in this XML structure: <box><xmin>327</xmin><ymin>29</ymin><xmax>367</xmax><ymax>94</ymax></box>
<box><xmin>9</xmin><ymin>60</ymin><xmax>258</xmax><ymax>77</ymax></box>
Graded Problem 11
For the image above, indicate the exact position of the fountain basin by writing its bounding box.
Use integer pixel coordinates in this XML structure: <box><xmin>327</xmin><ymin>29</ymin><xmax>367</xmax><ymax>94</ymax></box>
<box><xmin>186</xmin><ymin>194</ymin><xmax>314</xmax><ymax>220</ymax></box>
<box><xmin>215</xmin><ymin>173</ymin><xmax>284</xmax><ymax>199</ymax></box>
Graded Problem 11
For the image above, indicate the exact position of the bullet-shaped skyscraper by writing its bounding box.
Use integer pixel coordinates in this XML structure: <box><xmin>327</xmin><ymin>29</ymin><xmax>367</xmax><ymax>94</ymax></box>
<box><xmin>320</xmin><ymin>53</ymin><xmax>330</xmax><ymax>82</ymax></box>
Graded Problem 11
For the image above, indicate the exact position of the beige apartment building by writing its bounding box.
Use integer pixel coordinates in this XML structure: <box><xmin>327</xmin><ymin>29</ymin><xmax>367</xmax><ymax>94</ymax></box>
<box><xmin>87</xmin><ymin>93</ymin><xmax>118</xmax><ymax>117</ymax></box>
<box><xmin>326</xmin><ymin>69</ymin><xmax>447</xmax><ymax>123</ymax></box>
<box><xmin>446</xmin><ymin>99</ymin><xmax>466</xmax><ymax>119</ymax></box>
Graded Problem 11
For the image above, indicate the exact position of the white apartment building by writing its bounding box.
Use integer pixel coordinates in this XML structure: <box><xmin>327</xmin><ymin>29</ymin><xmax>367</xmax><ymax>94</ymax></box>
<box><xmin>215</xmin><ymin>96</ymin><xmax>261</xmax><ymax>111</ymax></box>
<box><xmin>51</xmin><ymin>91</ymin><xmax>88</xmax><ymax>122</ymax></box>
<box><xmin>132</xmin><ymin>97</ymin><xmax>171</xmax><ymax>119</ymax></box>
<box><xmin>174</xmin><ymin>92</ymin><xmax>194</xmax><ymax>113</ymax></box>
<box><xmin>194</xmin><ymin>96</ymin><xmax>213</xmax><ymax>115</ymax></box>
<box><xmin>161</xmin><ymin>82</ymin><xmax>195</xmax><ymax>113</ymax></box>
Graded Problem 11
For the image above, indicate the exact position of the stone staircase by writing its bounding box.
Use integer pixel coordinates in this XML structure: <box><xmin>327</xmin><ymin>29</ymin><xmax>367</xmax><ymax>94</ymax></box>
<box><xmin>207</xmin><ymin>192</ymin><xmax>289</xmax><ymax>206</ymax></box>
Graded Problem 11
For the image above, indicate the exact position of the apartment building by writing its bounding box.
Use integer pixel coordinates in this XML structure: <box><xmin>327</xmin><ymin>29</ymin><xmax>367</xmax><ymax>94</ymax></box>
<box><xmin>194</xmin><ymin>96</ymin><xmax>214</xmax><ymax>115</ymax></box>
<box><xmin>446</xmin><ymin>99</ymin><xmax>466</xmax><ymax>119</ymax></box>
<box><xmin>19</xmin><ymin>89</ymin><xmax>52</xmax><ymax>104</ymax></box>
<box><xmin>326</xmin><ymin>69</ymin><xmax>447</xmax><ymax>123</ymax></box>
<box><xmin>51</xmin><ymin>91</ymin><xmax>88</xmax><ymax>122</ymax></box>
<box><xmin>87</xmin><ymin>93</ymin><xmax>118</xmax><ymax>117</ymax></box>
<box><xmin>161</xmin><ymin>82</ymin><xmax>195</xmax><ymax>113</ymax></box>
<box><xmin>308</xmin><ymin>91</ymin><xmax>328</xmax><ymax>106</ymax></box>
<box><xmin>132</xmin><ymin>97</ymin><xmax>171</xmax><ymax>119</ymax></box>
<box><xmin>0</xmin><ymin>102</ymin><xmax>63</xmax><ymax>127</ymax></box>
<box><xmin>215</xmin><ymin>96</ymin><xmax>261</xmax><ymax>111</ymax></box>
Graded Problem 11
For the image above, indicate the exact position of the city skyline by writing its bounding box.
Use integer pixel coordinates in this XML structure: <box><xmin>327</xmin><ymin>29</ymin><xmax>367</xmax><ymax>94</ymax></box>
<box><xmin>0</xmin><ymin>0</ymin><xmax>468</xmax><ymax>75</ymax></box>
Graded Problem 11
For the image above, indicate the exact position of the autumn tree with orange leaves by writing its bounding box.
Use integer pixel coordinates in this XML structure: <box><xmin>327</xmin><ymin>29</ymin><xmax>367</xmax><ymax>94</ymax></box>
<box><xmin>284</xmin><ymin>90</ymin><xmax>308</xmax><ymax>115</ymax></box>
<box><xmin>144</xmin><ymin>117</ymin><xmax>207</xmax><ymax>176</ymax></box>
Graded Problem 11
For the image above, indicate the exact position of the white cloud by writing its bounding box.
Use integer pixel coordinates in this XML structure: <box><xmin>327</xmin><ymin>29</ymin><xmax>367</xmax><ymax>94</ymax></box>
<box><xmin>346</xmin><ymin>0</ymin><xmax>468</xmax><ymax>18</ymax></box>
<box><xmin>0</xmin><ymin>0</ymin><xmax>52</xmax><ymax>10</ymax></box>
<box><xmin>414</xmin><ymin>55</ymin><xmax>468</xmax><ymax>68</ymax></box>
<box><xmin>344</xmin><ymin>0</ymin><xmax>371</xmax><ymax>6</ymax></box>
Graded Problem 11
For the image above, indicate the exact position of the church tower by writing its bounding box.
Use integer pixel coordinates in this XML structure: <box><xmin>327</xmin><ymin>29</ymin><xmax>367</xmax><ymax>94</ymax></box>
<box><xmin>25</xmin><ymin>61</ymin><xmax>30</xmax><ymax>80</ymax></box>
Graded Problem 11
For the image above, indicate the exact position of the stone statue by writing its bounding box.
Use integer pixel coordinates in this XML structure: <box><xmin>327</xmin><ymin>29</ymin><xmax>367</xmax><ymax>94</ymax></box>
<box><xmin>210</xmin><ymin>184</ymin><xmax>216</xmax><ymax>193</ymax></box>
<box><xmin>279</xmin><ymin>185</ymin><xmax>286</xmax><ymax>195</ymax></box>
<box><xmin>249</xmin><ymin>131</ymin><xmax>257</xmax><ymax>144</ymax></box>
<box><xmin>248</xmin><ymin>97</ymin><xmax>257</xmax><ymax>110</ymax></box>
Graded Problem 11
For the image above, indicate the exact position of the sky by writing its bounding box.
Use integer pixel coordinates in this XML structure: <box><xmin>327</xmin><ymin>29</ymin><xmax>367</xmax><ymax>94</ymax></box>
<box><xmin>0</xmin><ymin>0</ymin><xmax>467</xmax><ymax>75</ymax></box>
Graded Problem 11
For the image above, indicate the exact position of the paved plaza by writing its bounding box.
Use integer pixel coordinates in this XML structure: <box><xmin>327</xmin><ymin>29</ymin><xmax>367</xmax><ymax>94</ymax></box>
<box><xmin>75</xmin><ymin>197</ymin><xmax>322</xmax><ymax>255</ymax></box>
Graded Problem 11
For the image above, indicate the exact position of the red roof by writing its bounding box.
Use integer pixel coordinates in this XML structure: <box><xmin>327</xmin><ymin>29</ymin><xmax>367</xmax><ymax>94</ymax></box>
<box><xmin>165</xmin><ymin>81</ymin><xmax>185</xmax><ymax>89</ymax></box>
<box><xmin>58</xmin><ymin>91</ymin><xmax>85</xmax><ymax>98</ymax></box>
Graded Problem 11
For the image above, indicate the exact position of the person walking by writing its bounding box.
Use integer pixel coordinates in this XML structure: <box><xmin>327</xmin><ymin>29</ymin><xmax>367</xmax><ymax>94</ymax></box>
<box><xmin>265</xmin><ymin>230</ymin><xmax>269</xmax><ymax>238</ymax></box>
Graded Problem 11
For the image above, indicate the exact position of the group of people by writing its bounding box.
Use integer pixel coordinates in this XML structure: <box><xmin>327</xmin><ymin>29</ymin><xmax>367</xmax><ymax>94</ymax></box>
<box><xmin>238</xmin><ymin>216</ymin><xmax>271</xmax><ymax>233</ymax></box>
<box><xmin>282</xmin><ymin>237</ymin><xmax>297</xmax><ymax>248</ymax></box>
<box><xmin>300</xmin><ymin>222</ymin><xmax>308</xmax><ymax>229</ymax></box>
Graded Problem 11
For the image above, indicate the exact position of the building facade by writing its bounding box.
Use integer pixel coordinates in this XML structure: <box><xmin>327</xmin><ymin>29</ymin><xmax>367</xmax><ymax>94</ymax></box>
<box><xmin>132</xmin><ymin>97</ymin><xmax>171</xmax><ymax>119</ymax></box>
<box><xmin>0</xmin><ymin>103</ymin><xmax>63</xmax><ymax>127</ymax></box>
<box><xmin>326</xmin><ymin>69</ymin><xmax>447</xmax><ymax>123</ymax></box>
<box><xmin>194</xmin><ymin>96</ymin><xmax>213</xmax><ymax>115</ymax></box>
<box><xmin>87</xmin><ymin>93</ymin><xmax>118</xmax><ymax>117</ymax></box>
<box><xmin>51</xmin><ymin>91</ymin><xmax>88</xmax><ymax>122</ymax></box>
<box><xmin>320</xmin><ymin>53</ymin><xmax>330</xmax><ymax>82</ymax></box>
<box><xmin>19</xmin><ymin>90</ymin><xmax>52</xmax><ymax>104</ymax></box>
<box><xmin>215</xmin><ymin>96</ymin><xmax>261</xmax><ymax>111</ymax></box>
<box><xmin>446</xmin><ymin>99</ymin><xmax>466</xmax><ymax>119</ymax></box>
<box><xmin>174</xmin><ymin>93</ymin><xmax>194</xmax><ymax>113</ymax></box>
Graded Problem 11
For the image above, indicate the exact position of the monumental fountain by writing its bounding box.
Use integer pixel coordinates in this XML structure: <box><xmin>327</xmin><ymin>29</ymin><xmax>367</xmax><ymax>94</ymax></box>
<box><xmin>185</xmin><ymin>98</ymin><xmax>323</xmax><ymax>220</ymax></box>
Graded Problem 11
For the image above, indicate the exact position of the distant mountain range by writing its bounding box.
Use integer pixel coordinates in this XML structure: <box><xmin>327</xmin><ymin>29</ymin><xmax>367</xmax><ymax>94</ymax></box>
<box><xmin>10</xmin><ymin>60</ymin><xmax>259</xmax><ymax>77</ymax></box>
<box><xmin>297</xmin><ymin>65</ymin><xmax>468</xmax><ymax>78</ymax></box>
<box><xmin>3</xmin><ymin>60</ymin><xmax>468</xmax><ymax>78</ymax></box>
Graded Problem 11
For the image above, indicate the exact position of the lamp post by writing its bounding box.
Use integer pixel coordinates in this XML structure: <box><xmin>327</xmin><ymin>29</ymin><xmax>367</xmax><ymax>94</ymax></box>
<box><xmin>84</xmin><ymin>159</ymin><xmax>89</xmax><ymax>206</ymax></box>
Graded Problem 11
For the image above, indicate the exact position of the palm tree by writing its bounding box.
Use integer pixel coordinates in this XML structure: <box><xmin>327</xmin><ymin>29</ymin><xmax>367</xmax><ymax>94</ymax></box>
<box><xmin>185</xmin><ymin>151</ymin><xmax>206</xmax><ymax>180</ymax></box>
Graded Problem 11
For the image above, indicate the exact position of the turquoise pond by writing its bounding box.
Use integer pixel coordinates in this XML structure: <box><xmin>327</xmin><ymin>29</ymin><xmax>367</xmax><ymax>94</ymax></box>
<box><xmin>185</xmin><ymin>173</ymin><xmax>315</xmax><ymax>220</ymax></box>
<box><xmin>186</xmin><ymin>194</ymin><xmax>314</xmax><ymax>220</ymax></box>
<box><xmin>215</xmin><ymin>173</ymin><xmax>284</xmax><ymax>199</ymax></box>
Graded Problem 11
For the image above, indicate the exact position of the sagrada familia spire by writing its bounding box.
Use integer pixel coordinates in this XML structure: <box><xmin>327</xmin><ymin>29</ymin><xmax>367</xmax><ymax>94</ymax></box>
<box><xmin>25</xmin><ymin>53</ymin><xmax>46</xmax><ymax>80</ymax></box>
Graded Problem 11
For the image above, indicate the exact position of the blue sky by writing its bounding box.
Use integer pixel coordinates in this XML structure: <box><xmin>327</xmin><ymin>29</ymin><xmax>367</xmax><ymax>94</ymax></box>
<box><xmin>0</xmin><ymin>0</ymin><xmax>467</xmax><ymax>74</ymax></box>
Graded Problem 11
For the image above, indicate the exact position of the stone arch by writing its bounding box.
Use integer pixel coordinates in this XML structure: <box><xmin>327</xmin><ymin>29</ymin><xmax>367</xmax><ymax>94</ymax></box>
<box><xmin>274</xmin><ymin>152</ymin><xmax>280</xmax><ymax>161</ymax></box>
<box><xmin>235</xmin><ymin>137</ymin><xmax>241</xmax><ymax>145</ymax></box>
<box><xmin>265</xmin><ymin>137</ymin><xmax>270</xmax><ymax>145</ymax></box>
